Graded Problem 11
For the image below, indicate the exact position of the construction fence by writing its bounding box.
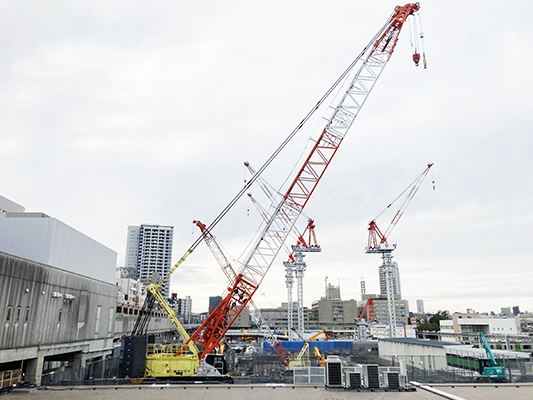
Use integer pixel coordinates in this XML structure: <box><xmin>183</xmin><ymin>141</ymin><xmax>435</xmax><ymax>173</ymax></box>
<box><xmin>41</xmin><ymin>356</ymin><xmax>122</xmax><ymax>386</ymax></box>
<box><xmin>40</xmin><ymin>352</ymin><xmax>533</xmax><ymax>386</ymax></box>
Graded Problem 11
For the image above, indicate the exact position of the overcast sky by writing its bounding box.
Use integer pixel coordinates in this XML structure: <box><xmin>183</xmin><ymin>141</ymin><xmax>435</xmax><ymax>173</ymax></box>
<box><xmin>2</xmin><ymin>1</ymin><xmax>532</xmax><ymax>315</ymax></box>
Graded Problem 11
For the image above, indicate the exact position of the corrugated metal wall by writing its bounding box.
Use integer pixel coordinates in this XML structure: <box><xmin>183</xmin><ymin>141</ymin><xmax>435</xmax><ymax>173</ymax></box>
<box><xmin>0</xmin><ymin>251</ymin><xmax>117</xmax><ymax>350</ymax></box>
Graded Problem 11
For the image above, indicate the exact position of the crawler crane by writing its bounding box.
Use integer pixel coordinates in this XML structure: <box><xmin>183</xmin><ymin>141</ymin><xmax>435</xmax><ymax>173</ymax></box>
<box><xmin>132</xmin><ymin>3</ymin><xmax>423</xmax><ymax>379</ymax></box>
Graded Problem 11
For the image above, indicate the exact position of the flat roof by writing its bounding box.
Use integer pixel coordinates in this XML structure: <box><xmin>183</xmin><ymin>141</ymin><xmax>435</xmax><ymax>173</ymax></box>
<box><xmin>15</xmin><ymin>383</ymin><xmax>533</xmax><ymax>400</ymax></box>
<box><xmin>379</xmin><ymin>337</ymin><xmax>462</xmax><ymax>348</ymax></box>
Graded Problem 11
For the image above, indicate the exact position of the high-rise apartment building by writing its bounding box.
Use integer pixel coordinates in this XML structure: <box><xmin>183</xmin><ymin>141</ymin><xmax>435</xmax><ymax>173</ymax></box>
<box><xmin>378</xmin><ymin>261</ymin><xmax>401</xmax><ymax>298</ymax></box>
<box><xmin>125</xmin><ymin>224</ymin><xmax>173</xmax><ymax>298</ymax></box>
<box><xmin>416</xmin><ymin>299</ymin><xmax>425</xmax><ymax>314</ymax></box>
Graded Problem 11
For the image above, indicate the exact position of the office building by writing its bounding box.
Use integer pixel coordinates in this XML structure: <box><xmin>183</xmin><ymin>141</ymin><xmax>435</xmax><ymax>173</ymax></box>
<box><xmin>125</xmin><ymin>224</ymin><xmax>173</xmax><ymax>298</ymax></box>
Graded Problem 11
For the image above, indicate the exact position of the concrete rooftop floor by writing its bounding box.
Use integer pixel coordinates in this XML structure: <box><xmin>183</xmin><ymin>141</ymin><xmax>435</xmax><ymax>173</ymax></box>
<box><xmin>8</xmin><ymin>383</ymin><xmax>533</xmax><ymax>400</ymax></box>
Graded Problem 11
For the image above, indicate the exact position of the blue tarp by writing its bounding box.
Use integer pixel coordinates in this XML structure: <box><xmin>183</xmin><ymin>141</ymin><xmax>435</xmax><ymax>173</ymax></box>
<box><xmin>262</xmin><ymin>340</ymin><xmax>353</xmax><ymax>354</ymax></box>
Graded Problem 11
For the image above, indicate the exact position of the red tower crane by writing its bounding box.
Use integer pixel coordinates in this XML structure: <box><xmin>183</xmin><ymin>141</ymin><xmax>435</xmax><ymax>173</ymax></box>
<box><xmin>357</xmin><ymin>298</ymin><xmax>378</xmax><ymax>324</ymax></box>
<box><xmin>367</xmin><ymin>163</ymin><xmax>433</xmax><ymax>250</ymax></box>
<box><xmin>365</xmin><ymin>163</ymin><xmax>433</xmax><ymax>337</ymax></box>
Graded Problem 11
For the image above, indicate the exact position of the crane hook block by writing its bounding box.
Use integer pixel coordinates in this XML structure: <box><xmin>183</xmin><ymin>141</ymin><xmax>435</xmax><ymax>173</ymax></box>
<box><xmin>413</xmin><ymin>52</ymin><xmax>421</xmax><ymax>66</ymax></box>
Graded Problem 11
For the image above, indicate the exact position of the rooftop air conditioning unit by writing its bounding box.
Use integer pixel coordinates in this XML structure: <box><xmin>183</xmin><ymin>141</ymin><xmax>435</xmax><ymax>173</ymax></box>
<box><xmin>363</xmin><ymin>364</ymin><xmax>380</xmax><ymax>389</ymax></box>
<box><xmin>325</xmin><ymin>356</ymin><xmax>343</xmax><ymax>389</ymax></box>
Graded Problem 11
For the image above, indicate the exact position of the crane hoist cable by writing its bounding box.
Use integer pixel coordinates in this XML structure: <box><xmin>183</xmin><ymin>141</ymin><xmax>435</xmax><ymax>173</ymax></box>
<box><xmin>417</xmin><ymin>8</ymin><xmax>427</xmax><ymax>69</ymax></box>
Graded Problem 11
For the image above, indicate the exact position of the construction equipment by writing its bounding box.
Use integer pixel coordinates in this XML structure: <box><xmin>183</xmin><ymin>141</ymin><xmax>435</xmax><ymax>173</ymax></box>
<box><xmin>134</xmin><ymin>3</ymin><xmax>422</xmax><ymax>378</ymax></box>
<box><xmin>185</xmin><ymin>2</ymin><xmax>422</xmax><ymax>360</ymax></box>
<box><xmin>288</xmin><ymin>342</ymin><xmax>310</xmax><ymax>369</ymax></box>
<box><xmin>309</xmin><ymin>329</ymin><xmax>330</xmax><ymax>341</ymax></box>
<box><xmin>314</xmin><ymin>346</ymin><xmax>325</xmax><ymax>367</ymax></box>
<box><xmin>284</xmin><ymin>220</ymin><xmax>321</xmax><ymax>340</ymax></box>
<box><xmin>194</xmin><ymin>220</ymin><xmax>315</xmax><ymax>370</ymax></box>
<box><xmin>357</xmin><ymin>298</ymin><xmax>378</xmax><ymax>324</ymax></box>
<box><xmin>356</xmin><ymin>298</ymin><xmax>378</xmax><ymax>340</ymax></box>
<box><xmin>365</xmin><ymin>163</ymin><xmax>433</xmax><ymax>337</ymax></box>
<box><xmin>479</xmin><ymin>332</ymin><xmax>507</xmax><ymax>381</ymax></box>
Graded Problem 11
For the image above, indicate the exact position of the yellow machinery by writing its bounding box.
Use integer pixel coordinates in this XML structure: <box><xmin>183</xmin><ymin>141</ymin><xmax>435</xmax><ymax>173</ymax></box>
<box><xmin>309</xmin><ymin>329</ymin><xmax>330</xmax><ymax>341</ymax></box>
<box><xmin>313</xmin><ymin>346</ymin><xmax>325</xmax><ymax>367</ymax></box>
<box><xmin>288</xmin><ymin>342</ymin><xmax>310</xmax><ymax>369</ymax></box>
<box><xmin>145</xmin><ymin>342</ymin><xmax>198</xmax><ymax>378</ymax></box>
<box><xmin>143</xmin><ymin>281</ymin><xmax>200</xmax><ymax>378</ymax></box>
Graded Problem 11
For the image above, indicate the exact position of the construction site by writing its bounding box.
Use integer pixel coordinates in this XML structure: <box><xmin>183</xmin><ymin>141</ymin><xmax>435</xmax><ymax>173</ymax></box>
<box><xmin>2</xmin><ymin>3</ymin><xmax>533</xmax><ymax>397</ymax></box>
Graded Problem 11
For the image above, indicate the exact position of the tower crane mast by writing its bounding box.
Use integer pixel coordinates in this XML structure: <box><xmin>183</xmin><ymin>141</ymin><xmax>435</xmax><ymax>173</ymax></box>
<box><xmin>283</xmin><ymin>219</ymin><xmax>321</xmax><ymax>340</ymax></box>
<box><xmin>183</xmin><ymin>3</ymin><xmax>422</xmax><ymax>359</ymax></box>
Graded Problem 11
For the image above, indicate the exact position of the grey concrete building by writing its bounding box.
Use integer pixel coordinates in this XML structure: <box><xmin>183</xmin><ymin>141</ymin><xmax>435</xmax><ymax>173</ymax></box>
<box><xmin>257</xmin><ymin>304</ymin><xmax>318</xmax><ymax>332</ymax></box>
<box><xmin>0</xmin><ymin>251</ymin><xmax>117</xmax><ymax>385</ymax></box>
<box><xmin>258</xmin><ymin>296</ymin><xmax>358</xmax><ymax>332</ymax></box>
<box><xmin>310</xmin><ymin>298</ymin><xmax>358</xmax><ymax>330</ymax></box>
<box><xmin>0</xmin><ymin>212</ymin><xmax>117</xmax><ymax>283</ymax></box>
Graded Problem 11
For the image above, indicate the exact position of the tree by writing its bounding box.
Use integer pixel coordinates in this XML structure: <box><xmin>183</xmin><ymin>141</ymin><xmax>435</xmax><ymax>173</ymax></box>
<box><xmin>416</xmin><ymin>322</ymin><xmax>439</xmax><ymax>331</ymax></box>
<box><xmin>429</xmin><ymin>310</ymin><xmax>451</xmax><ymax>330</ymax></box>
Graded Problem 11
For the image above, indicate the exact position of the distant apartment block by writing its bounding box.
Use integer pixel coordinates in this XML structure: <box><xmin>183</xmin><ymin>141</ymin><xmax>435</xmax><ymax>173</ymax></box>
<box><xmin>416</xmin><ymin>299</ymin><xmax>425</xmax><ymax>314</ymax></box>
<box><xmin>378</xmin><ymin>261</ymin><xmax>401</xmax><ymax>298</ymax></box>
<box><xmin>125</xmin><ymin>224</ymin><xmax>173</xmax><ymax>298</ymax></box>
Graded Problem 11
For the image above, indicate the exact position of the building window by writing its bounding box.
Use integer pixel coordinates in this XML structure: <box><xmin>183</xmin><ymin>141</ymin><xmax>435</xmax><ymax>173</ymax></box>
<box><xmin>58</xmin><ymin>309</ymin><xmax>62</xmax><ymax>322</ymax></box>
<box><xmin>6</xmin><ymin>306</ymin><xmax>12</xmax><ymax>322</ymax></box>
<box><xmin>108</xmin><ymin>307</ymin><xmax>114</xmax><ymax>333</ymax></box>
<box><xmin>15</xmin><ymin>307</ymin><xmax>22</xmax><ymax>322</ymax></box>
<box><xmin>24</xmin><ymin>308</ymin><xmax>31</xmax><ymax>322</ymax></box>
<box><xmin>95</xmin><ymin>306</ymin><xmax>102</xmax><ymax>335</ymax></box>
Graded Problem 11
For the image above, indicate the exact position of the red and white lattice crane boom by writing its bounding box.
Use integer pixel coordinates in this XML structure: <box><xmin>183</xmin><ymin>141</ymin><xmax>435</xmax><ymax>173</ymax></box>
<box><xmin>182</xmin><ymin>3</ymin><xmax>422</xmax><ymax>359</ymax></box>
